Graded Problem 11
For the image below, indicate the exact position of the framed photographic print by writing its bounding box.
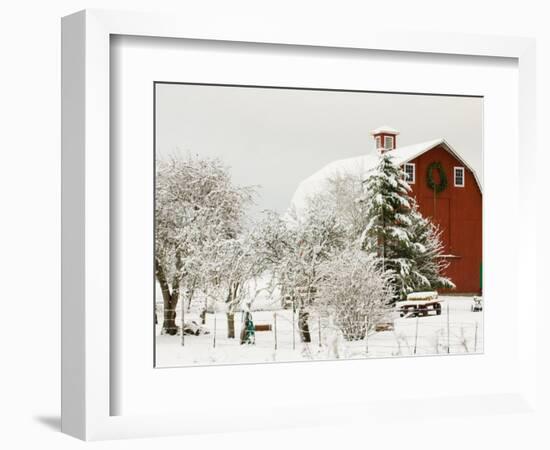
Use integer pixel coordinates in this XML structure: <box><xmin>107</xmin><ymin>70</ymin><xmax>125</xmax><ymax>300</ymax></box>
<box><xmin>62</xmin><ymin>9</ymin><xmax>537</xmax><ymax>441</ymax></box>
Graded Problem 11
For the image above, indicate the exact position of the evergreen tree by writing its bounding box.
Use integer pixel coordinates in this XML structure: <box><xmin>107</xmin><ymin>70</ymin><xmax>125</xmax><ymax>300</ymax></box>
<box><xmin>360</xmin><ymin>153</ymin><xmax>454</xmax><ymax>299</ymax></box>
<box><xmin>360</xmin><ymin>153</ymin><xmax>415</xmax><ymax>299</ymax></box>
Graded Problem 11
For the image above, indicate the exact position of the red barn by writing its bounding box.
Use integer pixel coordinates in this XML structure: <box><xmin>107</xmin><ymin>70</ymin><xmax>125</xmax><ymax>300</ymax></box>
<box><xmin>370</xmin><ymin>126</ymin><xmax>482</xmax><ymax>294</ymax></box>
<box><xmin>291</xmin><ymin>126</ymin><xmax>482</xmax><ymax>294</ymax></box>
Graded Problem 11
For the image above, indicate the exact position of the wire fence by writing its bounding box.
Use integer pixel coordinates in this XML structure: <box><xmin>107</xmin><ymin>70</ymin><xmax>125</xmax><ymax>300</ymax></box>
<box><xmin>156</xmin><ymin>300</ymin><xmax>484</xmax><ymax>358</ymax></box>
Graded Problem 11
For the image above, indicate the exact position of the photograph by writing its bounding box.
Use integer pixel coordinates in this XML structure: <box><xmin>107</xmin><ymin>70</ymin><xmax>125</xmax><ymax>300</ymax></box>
<box><xmin>154</xmin><ymin>83</ymin><xmax>483</xmax><ymax>367</ymax></box>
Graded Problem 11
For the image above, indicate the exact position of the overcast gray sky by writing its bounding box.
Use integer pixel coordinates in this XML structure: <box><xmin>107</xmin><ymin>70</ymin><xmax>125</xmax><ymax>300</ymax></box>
<box><xmin>156</xmin><ymin>83</ymin><xmax>482</xmax><ymax>217</ymax></box>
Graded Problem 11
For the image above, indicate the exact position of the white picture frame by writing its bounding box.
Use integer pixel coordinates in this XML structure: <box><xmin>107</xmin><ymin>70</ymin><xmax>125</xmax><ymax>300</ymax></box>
<box><xmin>61</xmin><ymin>9</ymin><xmax>537</xmax><ymax>441</ymax></box>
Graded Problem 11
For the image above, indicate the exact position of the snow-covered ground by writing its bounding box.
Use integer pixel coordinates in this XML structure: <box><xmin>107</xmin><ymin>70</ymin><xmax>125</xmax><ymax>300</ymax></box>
<box><xmin>155</xmin><ymin>296</ymin><xmax>483</xmax><ymax>367</ymax></box>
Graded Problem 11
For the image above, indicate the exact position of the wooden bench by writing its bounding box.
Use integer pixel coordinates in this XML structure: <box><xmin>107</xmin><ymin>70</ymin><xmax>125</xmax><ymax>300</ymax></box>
<box><xmin>375</xmin><ymin>322</ymin><xmax>394</xmax><ymax>332</ymax></box>
<box><xmin>397</xmin><ymin>291</ymin><xmax>442</xmax><ymax>317</ymax></box>
<box><xmin>254</xmin><ymin>324</ymin><xmax>272</xmax><ymax>332</ymax></box>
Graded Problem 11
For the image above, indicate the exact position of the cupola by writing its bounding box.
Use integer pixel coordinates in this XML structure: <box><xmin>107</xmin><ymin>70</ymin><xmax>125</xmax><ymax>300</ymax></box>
<box><xmin>370</xmin><ymin>126</ymin><xmax>399</xmax><ymax>153</ymax></box>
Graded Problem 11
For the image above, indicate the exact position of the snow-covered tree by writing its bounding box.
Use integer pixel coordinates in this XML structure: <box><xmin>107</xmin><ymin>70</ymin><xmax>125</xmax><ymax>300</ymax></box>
<box><xmin>285</xmin><ymin>198</ymin><xmax>347</xmax><ymax>341</ymax></box>
<box><xmin>317</xmin><ymin>249</ymin><xmax>393</xmax><ymax>341</ymax></box>
<box><xmin>360</xmin><ymin>153</ymin><xmax>416</xmax><ymax>299</ymax></box>
<box><xmin>307</xmin><ymin>171</ymin><xmax>369</xmax><ymax>242</ymax></box>
<box><xmin>155</xmin><ymin>154</ymin><xmax>254</xmax><ymax>334</ymax></box>
<box><xmin>251</xmin><ymin>200</ymin><xmax>346</xmax><ymax>342</ymax></box>
<box><xmin>201</xmin><ymin>234</ymin><xmax>265</xmax><ymax>338</ymax></box>
<box><xmin>290</xmin><ymin>198</ymin><xmax>347</xmax><ymax>342</ymax></box>
<box><xmin>360</xmin><ymin>153</ymin><xmax>455</xmax><ymax>298</ymax></box>
<box><xmin>248</xmin><ymin>211</ymin><xmax>294</xmax><ymax>273</ymax></box>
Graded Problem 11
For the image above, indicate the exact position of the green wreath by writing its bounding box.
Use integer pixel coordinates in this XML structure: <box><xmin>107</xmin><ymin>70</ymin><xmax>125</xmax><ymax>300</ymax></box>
<box><xmin>426</xmin><ymin>162</ymin><xmax>447</xmax><ymax>193</ymax></box>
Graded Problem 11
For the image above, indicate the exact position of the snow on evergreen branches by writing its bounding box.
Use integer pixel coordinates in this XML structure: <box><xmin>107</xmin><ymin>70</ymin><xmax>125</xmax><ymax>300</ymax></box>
<box><xmin>360</xmin><ymin>153</ymin><xmax>454</xmax><ymax>299</ymax></box>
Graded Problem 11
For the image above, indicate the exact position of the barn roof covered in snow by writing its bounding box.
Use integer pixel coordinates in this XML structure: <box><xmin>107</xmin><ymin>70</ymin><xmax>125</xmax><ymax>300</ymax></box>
<box><xmin>289</xmin><ymin>138</ymin><xmax>481</xmax><ymax>216</ymax></box>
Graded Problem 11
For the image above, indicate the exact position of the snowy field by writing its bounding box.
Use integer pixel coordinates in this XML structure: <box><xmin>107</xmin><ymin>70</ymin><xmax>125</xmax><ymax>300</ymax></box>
<box><xmin>155</xmin><ymin>296</ymin><xmax>483</xmax><ymax>367</ymax></box>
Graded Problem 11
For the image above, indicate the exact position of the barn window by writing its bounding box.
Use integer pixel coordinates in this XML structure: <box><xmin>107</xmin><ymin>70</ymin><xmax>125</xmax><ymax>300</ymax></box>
<box><xmin>454</xmin><ymin>167</ymin><xmax>465</xmax><ymax>187</ymax></box>
<box><xmin>385</xmin><ymin>135</ymin><xmax>394</xmax><ymax>150</ymax></box>
<box><xmin>404</xmin><ymin>163</ymin><xmax>415</xmax><ymax>184</ymax></box>
<box><xmin>375</xmin><ymin>136</ymin><xmax>382</xmax><ymax>149</ymax></box>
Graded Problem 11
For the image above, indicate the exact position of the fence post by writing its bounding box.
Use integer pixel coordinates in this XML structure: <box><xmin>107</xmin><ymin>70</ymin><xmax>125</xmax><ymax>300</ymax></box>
<box><xmin>365</xmin><ymin>316</ymin><xmax>369</xmax><ymax>355</ymax></box>
<box><xmin>318</xmin><ymin>314</ymin><xmax>322</xmax><ymax>348</ymax></box>
<box><xmin>446</xmin><ymin>301</ymin><xmax>450</xmax><ymax>354</ymax></box>
<box><xmin>213</xmin><ymin>312</ymin><xmax>217</xmax><ymax>349</ymax></box>
<box><xmin>413</xmin><ymin>315</ymin><xmax>419</xmax><ymax>355</ymax></box>
<box><xmin>292</xmin><ymin>299</ymin><xmax>296</xmax><ymax>351</ymax></box>
<box><xmin>181</xmin><ymin>298</ymin><xmax>185</xmax><ymax>347</ymax></box>
<box><xmin>474</xmin><ymin>322</ymin><xmax>478</xmax><ymax>353</ymax></box>
<box><xmin>274</xmin><ymin>312</ymin><xmax>278</xmax><ymax>351</ymax></box>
